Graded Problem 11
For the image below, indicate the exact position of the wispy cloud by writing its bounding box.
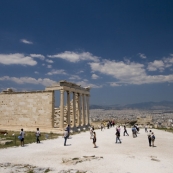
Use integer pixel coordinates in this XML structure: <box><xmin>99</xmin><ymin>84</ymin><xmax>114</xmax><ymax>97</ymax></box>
<box><xmin>20</xmin><ymin>39</ymin><xmax>33</xmax><ymax>44</ymax></box>
<box><xmin>76</xmin><ymin>80</ymin><xmax>102</xmax><ymax>88</ymax></box>
<box><xmin>91</xmin><ymin>74</ymin><xmax>99</xmax><ymax>79</ymax></box>
<box><xmin>30</xmin><ymin>54</ymin><xmax>45</xmax><ymax>60</ymax></box>
<box><xmin>45</xmin><ymin>59</ymin><xmax>53</xmax><ymax>63</ymax></box>
<box><xmin>0</xmin><ymin>76</ymin><xmax>56</xmax><ymax>86</ymax></box>
<box><xmin>138</xmin><ymin>53</ymin><xmax>147</xmax><ymax>59</ymax></box>
<box><xmin>47</xmin><ymin>69</ymin><xmax>67</xmax><ymax>75</ymax></box>
<box><xmin>0</xmin><ymin>53</ymin><xmax>37</xmax><ymax>66</ymax></box>
<box><xmin>47</xmin><ymin>65</ymin><xmax>52</xmax><ymax>68</ymax></box>
<box><xmin>69</xmin><ymin>75</ymin><xmax>81</xmax><ymax>80</ymax></box>
<box><xmin>48</xmin><ymin>51</ymin><xmax>100</xmax><ymax>63</ymax></box>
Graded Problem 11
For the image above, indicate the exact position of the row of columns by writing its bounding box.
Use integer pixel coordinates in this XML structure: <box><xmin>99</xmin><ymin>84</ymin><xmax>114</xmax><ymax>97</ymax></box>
<box><xmin>60</xmin><ymin>90</ymin><xmax>90</xmax><ymax>129</ymax></box>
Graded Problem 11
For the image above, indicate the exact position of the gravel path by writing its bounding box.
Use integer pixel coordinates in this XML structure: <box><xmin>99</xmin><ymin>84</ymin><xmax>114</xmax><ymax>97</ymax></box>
<box><xmin>0</xmin><ymin>127</ymin><xmax>173</xmax><ymax>173</ymax></box>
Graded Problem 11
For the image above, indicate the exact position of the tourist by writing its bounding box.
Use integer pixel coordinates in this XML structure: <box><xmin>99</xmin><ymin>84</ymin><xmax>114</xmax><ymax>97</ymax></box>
<box><xmin>145</xmin><ymin>125</ymin><xmax>148</xmax><ymax>132</ymax></box>
<box><xmin>20</xmin><ymin>128</ymin><xmax>25</xmax><ymax>147</ymax></box>
<box><xmin>90</xmin><ymin>126</ymin><xmax>94</xmax><ymax>139</ymax></box>
<box><xmin>115</xmin><ymin>129</ymin><xmax>121</xmax><ymax>143</ymax></box>
<box><xmin>93</xmin><ymin>131</ymin><xmax>97</xmax><ymax>148</ymax></box>
<box><xmin>66</xmin><ymin>124</ymin><xmax>70</xmax><ymax>138</ymax></box>
<box><xmin>123</xmin><ymin>125</ymin><xmax>129</xmax><ymax>136</ymax></box>
<box><xmin>132</xmin><ymin>126</ymin><xmax>137</xmax><ymax>138</ymax></box>
<box><xmin>112</xmin><ymin>120</ymin><xmax>115</xmax><ymax>127</ymax></box>
<box><xmin>107</xmin><ymin>122</ymin><xmax>109</xmax><ymax>129</ymax></box>
<box><xmin>101</xmin><ymin>123</ymin><xmax>104</xmax><ymax>131</ymax></box>
<box><xmin>147</xmin><ymin>130</ymin><xmax>152</xmax><ymax>147</ymax></box>
<box><xmin>117</xmin><ymin>126</ymin><xmax>121</xmax><ymax>133</ymax></box>
<box><xmin>63</xmin><ymin>128</ymin><xmax>68</xmax><ymax>146</ymax></box>
<box><xmin>35</xmin><ymin>128</ymin><xmax>41</xmax><ymax>143</ymax></box>
<box><xmin>151</xmin><ymin>132</ymin><xmax>155</xmax><ymax>147</ymax></box>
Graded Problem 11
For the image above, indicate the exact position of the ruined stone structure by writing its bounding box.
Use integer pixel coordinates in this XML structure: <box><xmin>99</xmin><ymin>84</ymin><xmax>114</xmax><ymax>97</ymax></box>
<box><xmin>46</xmin><ymin>80</ymin><xmax>90</xmax><ymax>130</ymax></box>
<box><xmin>0</xmin><ymin>81</ymin><xmax>90</xmax><ymax>133</ymax></box>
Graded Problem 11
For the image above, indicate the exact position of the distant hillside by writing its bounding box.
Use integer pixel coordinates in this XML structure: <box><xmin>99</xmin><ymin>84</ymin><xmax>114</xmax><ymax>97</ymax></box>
<box><xmin>90</xmin><ymin>101</ymin><xmax>173</xmax><ymax>110</ymax></box>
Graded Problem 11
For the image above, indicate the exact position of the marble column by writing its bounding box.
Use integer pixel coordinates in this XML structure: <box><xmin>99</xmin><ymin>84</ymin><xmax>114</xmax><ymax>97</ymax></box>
<box><xmin>67</xmin><ymin>91</ymin><xmax>70</xmax><ymax>125</ymax></box>
<box><xmin>72</xmin><ymin>92</ymin><xmax>76</xmax><ymax>127</ymax></box>
<box><xmin>60</xmin><ymin>90</ymin><xmax>64</xmax><ymax>129</ymax></box>
<box><xmin>86</xmin><ymin>95</ymin><xmax>90</xmax><ymax>125</ymax></box>
<box><xmin>82</xmin><ymin>94</ymin><xmax>86</xmax><ymax>126</ymax></box>
<box><xmin>78</xmin><ymin>93</ymin><xmax>81</xmax><ymax>126</ymax></box>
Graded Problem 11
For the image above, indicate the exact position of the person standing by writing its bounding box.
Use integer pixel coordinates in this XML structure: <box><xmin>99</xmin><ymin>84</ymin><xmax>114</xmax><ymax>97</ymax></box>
<box><xmin>151</xmin><ymin>132</ymin><xmax>155</xmax><ymax>147</ymax></box>
<box><xmin>123</xmin><ymin>126</ymin><xmax>129</xmax><ymax>136</ymax></box>
<box><xmin>147</xmin><ymin>130</ymin><xmax>152</xmax><ymax>147</ymax></box>
<box><xmin>63</xmin><ymin>129</ymin><xmax>68</xmax><ymax>146</ymax></box>
<box><xmin>145</xmin><ymin>125</ymin><xmax>148</xmax><ymax>132</ymax></box>
<box><xmin>115</xmin><ymin>129</ymin><xmax>121</xmax><ymax>143</ymax></box>
<box><xmin>20</xmin><ymin>128</ymin><xmax>25</xmax><ymax>147</ymax></box>
<box><xmin>36</xmin><ymin>128</ymin><xmax>41</xmax><ymax>143</ymax></box>
<box><xmin>90</xmin><ymin>126</ymin><xmax>94</xmax><ymax>139</ymax></box>
<box><xmin>93</xmin><ymin>131</ymin><xmax>97</xmax><ymax>148</ymax></box>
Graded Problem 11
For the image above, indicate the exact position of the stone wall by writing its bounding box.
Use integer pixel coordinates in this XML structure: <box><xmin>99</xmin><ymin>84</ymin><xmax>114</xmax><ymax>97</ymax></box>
<box><xmin>0</xmin><ymin>91</ymin><xmax>54</xmax><ymax>129</ymax></box>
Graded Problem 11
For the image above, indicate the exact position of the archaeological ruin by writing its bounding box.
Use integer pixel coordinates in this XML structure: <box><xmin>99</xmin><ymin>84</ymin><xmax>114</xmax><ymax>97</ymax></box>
<box><xmin>0</xmin><ymin>81</ymin><xmax>90</xmax><ymax>133</ymax></box>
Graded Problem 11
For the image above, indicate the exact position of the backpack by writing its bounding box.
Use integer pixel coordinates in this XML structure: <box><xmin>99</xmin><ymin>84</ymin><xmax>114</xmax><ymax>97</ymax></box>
<box><xmin>152</xmin><ymin>135</ymin><xmax>155</xmax><ymax>140</ymax></box>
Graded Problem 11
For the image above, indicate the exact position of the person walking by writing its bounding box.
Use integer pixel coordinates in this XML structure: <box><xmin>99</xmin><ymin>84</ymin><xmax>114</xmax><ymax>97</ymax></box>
<box><xmin>115</xmin><ymin>129</ymin><xmax>121</xmax><ymax>143</ymax></box>
<box><xmin>101</xmin><ymin>123</ymin><xmax>104</xmax><ymax>131</ymax></box>
<box><xmin>66</xmin><ymin>124</ymin><xmax>70</xmax><ymax>138</ymax></box>
<box><xmin>36</xmin><ymin>128</ymin><xmax>41</xmax><ymax>143</ymax></box>
<box><xmin>123</xmin><ymin>126</ymin><xmax>129</xmax><ymax>136</ymax></box>
<box><xmin>93</xmin><ymin>131</ymin><xmax>97</xmax><ymax>148</ymax></box>
<box><xmin>20</xmin><ymin>128</ymin><xmax>25</xmax><ymax>147</ymax></box>
<box><xmin>63</xmin><ymin>129</ymin><xmax>68</xmax><ymax>146</ymax></box>
<box><xmin>151</xmin><ymin>132</ymin><xmax>155</xmax><ymax>147</ymax></box>
<box><xmin>147</xmin><ymin>130</ymin><xmax>152</xmax><ymax>147</ymax></box>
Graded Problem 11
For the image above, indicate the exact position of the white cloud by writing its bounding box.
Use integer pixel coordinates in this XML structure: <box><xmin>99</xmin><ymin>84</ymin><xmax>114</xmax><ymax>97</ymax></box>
<box><xmin>45</xmin><ymin>59</ymin><xmax>53</xmax><ymax>63</ymax></box>
<box><xmin>138</xmin><ymin>53</ymin><xmax>147</xmax><ymax>59</ymax></box>
<box><xmin>34</xmin><ymin>71</ymin><xmax>39</xmax><ymax>74</ymax></box>
<box><xmin>20</xmin><ymin>39</ymin><xmax>33</xmax><ymax>44</ymax></box>
<box><xmin>76</xmin><ymin>80</ymin><xmax>102</xmax><ymax>88</ymax></box>
<box><xmin>48</xmin><ymin>51</ymin><xmax>100</xmax><ymax>63</ymax></box>
<box><xmin>109</xmin><ymin>82</ymin><xmax>121</xmax><ymax>87</ymax></box>
<box><xmin>0</xmin><ymin>76</ymin><xmax>56</xmax><ymax>86</ymax></box>
<box><xmin>91</xmin><ymin>74</ymin><xmax>99</xmax><ymax>79</ymax></box>
<box><xmin>89</xmin><ymin>59</ymin><xmax>173</xmax><ymax>85</ymax></box>
<box><xmin>0</xmin><ymin>53</ymin><xmax>37</xmax><ymax>66</ymax></box>
<box><xmin>47</xmin><ymin>65</ymin><xmax>52</xmax><ymax>68</ymax></box>
<box><xmin>147</xmin><ymin>60</ymin><xmax>165</xmax><ymax>72</ymax></box>
<box><xmin>69</xmin><ymin>75</ymin><xmax>81</xmax><ymax>80</ymax></box>
<box><xmin>30</xmin><ymin>54</ymin><xmax>45</xmax><ymax>60</ymax></box>
<box><xmin>47</xmin><ymin>69</ymin><xmax>67</xmax><ymax>75</ymax></box>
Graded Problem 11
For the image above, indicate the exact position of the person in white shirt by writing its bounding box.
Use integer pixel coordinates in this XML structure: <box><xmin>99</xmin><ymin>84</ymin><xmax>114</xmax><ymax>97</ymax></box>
<box><xmin>20</xmin><ymin>128</ymin><xmax>25</xmax><ymax>147</ymax></box>
<box><xmin>36</xmin><ymin>128</ymin><xmax>41</xmax><ymax>143</ymax></box>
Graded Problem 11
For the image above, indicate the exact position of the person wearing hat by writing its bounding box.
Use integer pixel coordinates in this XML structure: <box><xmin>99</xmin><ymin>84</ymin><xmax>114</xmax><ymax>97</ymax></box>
<box><xmin>63</xmin><ymin>128</ymin><xmax>68</xmax><ymax>146</ymax></box>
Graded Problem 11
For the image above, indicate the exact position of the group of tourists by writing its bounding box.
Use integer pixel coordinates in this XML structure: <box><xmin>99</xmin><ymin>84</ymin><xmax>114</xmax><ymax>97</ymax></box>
<box><xmin>19</xmin><ymin>123</ymin><xmax>156</xmax><ymax>148</ymax></box>
<box><xmin>18</xmin><ymin>128</ymin><xmax>41</xmax><ymax>147</ymax></box>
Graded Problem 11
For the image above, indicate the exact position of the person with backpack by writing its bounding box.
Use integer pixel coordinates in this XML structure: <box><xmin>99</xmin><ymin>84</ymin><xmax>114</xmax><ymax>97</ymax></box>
<box><xmin>151</xmin><ymin>132</ymin><xmax>155</xmax><ymax>147</ymax></box>
<box><xmin>20</xmin><ymin>128</ymin><xmax>25</xmax><ymax>147</ymax></box>
<box><xmin>36</xmin><ymin>128</ymin><xmax>41</xmax><ymax>143</ymax></box>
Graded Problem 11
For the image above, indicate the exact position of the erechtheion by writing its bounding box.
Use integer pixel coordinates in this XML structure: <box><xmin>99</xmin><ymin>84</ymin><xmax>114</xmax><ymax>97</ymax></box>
<box><xmin>0</xmin><ymin>81</ymin><xmax>90</xmax><ymax>133</ymax></box>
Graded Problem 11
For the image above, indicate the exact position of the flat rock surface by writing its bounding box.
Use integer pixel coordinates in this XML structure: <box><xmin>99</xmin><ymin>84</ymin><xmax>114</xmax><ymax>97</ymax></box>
<box><xmin>0</xmin><ymin>127</ymin><xmax>173</xmax><ymax>173</ymax></box>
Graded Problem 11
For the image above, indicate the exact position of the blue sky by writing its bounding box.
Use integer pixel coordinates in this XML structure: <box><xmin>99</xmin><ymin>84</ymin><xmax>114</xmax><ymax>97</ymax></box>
<box><xmin>0</xmin><ymin>0</ymin><xmax>173</xmax><ymax>105</ymax></box>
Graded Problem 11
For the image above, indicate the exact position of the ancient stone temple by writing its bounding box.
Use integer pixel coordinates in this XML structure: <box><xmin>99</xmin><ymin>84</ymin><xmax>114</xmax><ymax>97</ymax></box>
<box><xmin>0</xmin><ymin>81</ymin><xmax>90</xmax><ymax>133</ymax></box>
